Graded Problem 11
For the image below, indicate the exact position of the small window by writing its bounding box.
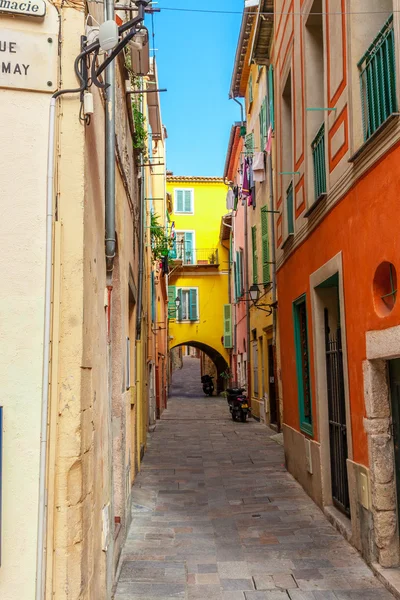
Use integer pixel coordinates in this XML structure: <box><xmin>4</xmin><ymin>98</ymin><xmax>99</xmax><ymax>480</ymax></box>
<box><xmin>177</xmin><ymin>288</ymin><xmax>198</xmax><ymax>322</ymax></box>
<box><xmin>174</xmin><ymin>189</ymin><xmax>194</xmax><ymax>214</ymax></box>
<box><xmin>293</xmin><ymin>295</ymin><xmax>313</xmax><ymax>435</ymax></box>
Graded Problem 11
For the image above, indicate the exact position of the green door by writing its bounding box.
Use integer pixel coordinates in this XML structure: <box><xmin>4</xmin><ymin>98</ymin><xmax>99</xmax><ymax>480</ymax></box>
<box><xmin>389</xmin><ymin>359</ymin><xmax>400</xmax><ymax>523</ymax></box>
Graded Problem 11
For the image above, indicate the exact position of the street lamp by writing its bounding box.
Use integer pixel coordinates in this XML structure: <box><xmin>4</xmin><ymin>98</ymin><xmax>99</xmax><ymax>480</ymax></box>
<box><xmin>249</xmin><ymin>284</ymin><xmax>259</xmax><ymax>303</ymax></box>
<box><xmin>247</xmin><ymin>283</ymin><xmax>278</xmax><ymax>315</ymax></box>
<box><xmin>175</xmin><ymin>296</ymin><xmax>180</xmax><ymax>310</ymax></box>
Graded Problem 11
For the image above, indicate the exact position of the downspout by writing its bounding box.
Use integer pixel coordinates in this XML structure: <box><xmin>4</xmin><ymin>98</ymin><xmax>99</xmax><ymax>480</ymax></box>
<box><xmin>231</xmin><ymin>95</ymin><xmax>244</xmax><ymax>127</ymax></box>
<box><xmin>105</xmin><ymin>0</ymin><xmax>116</xmax><ymax>274</ymax></box>
<box><xmin>136</xmin><ymin>77</ymin><xmax>145</xmax><ymax>339</ymax></box>
<box><xmin>244</xmin><ymin>192</ymin><xmax>251</xmax><ymax>399</ymax></box>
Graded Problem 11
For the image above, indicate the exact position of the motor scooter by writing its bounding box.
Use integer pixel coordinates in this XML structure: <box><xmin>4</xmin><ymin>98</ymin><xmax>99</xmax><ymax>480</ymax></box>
<box><xmin>226</xmin><ymin>386</ymin><xmax>250</xmax><ymax>422</ymax></box>
<box><xmin>201</xmin><ymin>374</ymin><xmax>214</xmax><ymax>396</ymax></box>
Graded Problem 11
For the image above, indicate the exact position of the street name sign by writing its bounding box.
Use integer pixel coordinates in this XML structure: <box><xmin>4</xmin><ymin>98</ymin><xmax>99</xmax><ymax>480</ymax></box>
<box><xmin>0</xmin><ymin>0</ymin><xmax>46</xmax><ymax>17</ymax></box>
<box><xmin>0</xmin><ymin>28</ymin><xmax>57</xmax><ymax>92</ymax></box>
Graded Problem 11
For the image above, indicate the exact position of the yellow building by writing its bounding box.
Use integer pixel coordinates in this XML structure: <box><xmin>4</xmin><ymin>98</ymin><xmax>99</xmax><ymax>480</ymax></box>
<box><xmin>167</xmin><ymin>177</ymin><xmax>230</xmax><ymax>392</ymax></box>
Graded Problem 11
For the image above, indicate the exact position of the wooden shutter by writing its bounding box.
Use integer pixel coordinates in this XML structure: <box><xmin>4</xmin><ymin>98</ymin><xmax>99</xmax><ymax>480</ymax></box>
<box><xmin>249</xmin><ymin>73</ymin><xmax>253</xmax><ymax>104</ymax></box>
<box><xmin>251</xmin><ymin>226</ymin><xmax>258</xmax><ymax>284</ymax></box>
<box><xmin>239</xmin><ymin>250</ymin><xmax>243</xmax><ymax>297</ymax></box>
<box><xmin>223</xmin><ymin>304</ymin><xmax>233</xmax><ymax>349</ymax></box>
<box><xmin>151</xmin><ymin>272</ymin><xmax>156</xmax><ymax>323</ymax></box>
<box><xmin>259</xmin><ymin>99</ymin><xmax>267</xmax><ymax>148</ymax></box>
<box><xmin>189</xmin><ymin>289</ymin><xmax>197</xmax><ymax>321</ymax></box>
<box><xmin>234</xmin><ymin>251</ymin><xmax>240</xmax><ymax>301</ymax></box>
<box><xmin>268</xmin><ymin>65</ymin><xmax>275</xmax><ymax>131</ymax></box>
<box><xmin>168</xmin><ymin>286</ymin><xmax>176</xmax><ymax>316</ymax></box>
<box><xmin>184</xmin><ymin>190</ymin><xmax>192</xmax><ymax>212</ymax></box>
<box><xmin>261</xmin><ymin>206</ymin><xmax>270</xmax><ymax>284</ymax></box>
<box><xmin>177</xmin><ymin>288</ymin><xmax>183</xmax><ymax>321</ymax></box>
<box><xmin>245</xmin><ymin>132</ymin><xmax>254</xmax><ymax>156</ymax></box>
<box><xmin>184</xmin><ymin>231</ymin><xmax>194</xmax><ymax>264</ymax></box>
<box><xmin>176</xmin><ymin>190</ymin><xmax>184</xmax><ymax>212</ymax></box>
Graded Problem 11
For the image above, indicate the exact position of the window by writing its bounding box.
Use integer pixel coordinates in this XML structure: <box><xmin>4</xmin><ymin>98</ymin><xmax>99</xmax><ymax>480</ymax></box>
<box><xmin>252</xmin><ymin>340</ymin><xmax>259</xmax><ymax>396</ymax></box>
<box><xmin>234</xmin><ymin>249</ymin><xmax>244</xmax><ymax>301</ymax></box>
<box><xmin>268</xmin><ymin>65</ymin><xmax>275</xmax><ymax>130</ymax></box>
<box><xmin>311</xmin><ymin>123</ymin><xmax>326</xmax><ymax>200</ymax></box>
<box><xmin>251</xmin><ymin>226</ymin><xmax>258</xmax><ymax>284</ymax></box>
<box><xmin>293</xmin><ymin>295</ymin><xmax>313</xmax><ymax>434</ymax></box>
<box><xmin>358</xmin><ymin>14</ymin><xmax>397</xmax><ymax>140</ymax></box>
<box><xmin>261</xmin><ymin>206</ymin><xmax>270</xmax><ymax>284</ymax></box>
<box><xmin>174</xmin><ymin>231</ymin><xmax>195</xmax><ymax>264</ymax></box>
<box><xmin>245</xmin><ymin>132</ymin><xmax>254</xmax><ymax>156</ymax></box>
<box><xmin>177</xmin><ymin>288</ymin><xmax>198</xmax><ymax>321</ymax></box>
<box><xmin>259</xmin><ymin>98</ymin><xmax>267</xmax><ymax>149</ymax></box>
<box><xmin>174</xmin><ymin>188</ymin><xmax>194</xmax><ymax>214</ymax></box>
<box><xmin>286</xmin><ymin>183</ymin><xmax>294</xmax><ymax>235</ymax></box>
<box><xmin>223</xmin><ymin>304</ymin><xmax>233</xmax><ymax>348</ymax></box>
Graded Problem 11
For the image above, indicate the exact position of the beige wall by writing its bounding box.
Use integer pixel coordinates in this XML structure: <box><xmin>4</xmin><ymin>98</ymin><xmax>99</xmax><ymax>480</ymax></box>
<box><xmin>0</xmin><ymin>2</ymin><xmax>59</xmax><ymax>597</ymax></box>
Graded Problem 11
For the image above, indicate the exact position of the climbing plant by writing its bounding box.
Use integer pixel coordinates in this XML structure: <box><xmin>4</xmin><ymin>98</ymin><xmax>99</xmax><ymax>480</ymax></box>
<box><xmin>124</xmin><ymin>49</ymin><xmax>149</xmax><ymax>160</ymax></box>
<box><xmin>150</xmin><ymin>212</ymin><xmax>173</xmax><ymax>262</ymax></box>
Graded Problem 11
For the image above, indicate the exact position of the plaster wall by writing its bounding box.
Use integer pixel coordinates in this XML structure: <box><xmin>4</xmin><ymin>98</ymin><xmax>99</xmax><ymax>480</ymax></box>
<box><xmin>0</xmin><ymin>2</ymin><xmax>59</xmax><ymax>597</ymax></box>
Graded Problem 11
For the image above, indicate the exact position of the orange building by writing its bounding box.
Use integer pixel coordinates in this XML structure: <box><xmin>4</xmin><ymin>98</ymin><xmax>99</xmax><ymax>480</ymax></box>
<box><xmin>274</xmin><ymin>0</ymin><xmax>400</xmax><ymax>570</ymax></box>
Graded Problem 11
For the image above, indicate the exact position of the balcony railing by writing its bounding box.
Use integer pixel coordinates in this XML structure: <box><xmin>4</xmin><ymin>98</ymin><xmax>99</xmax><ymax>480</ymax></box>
<box><xmin>358</xmin><ymin>15</ymin><xmax>397</xmax><ymax>141</ymax></box>
<box><xmin>311</xmin><ymin>123</ymin><xmax>326</xmax><ymax>201</ymax></box>
<box><xmin>170</xmin><ymin>243</ymin><xmax>219</xmax><ymax>266</ymax></box>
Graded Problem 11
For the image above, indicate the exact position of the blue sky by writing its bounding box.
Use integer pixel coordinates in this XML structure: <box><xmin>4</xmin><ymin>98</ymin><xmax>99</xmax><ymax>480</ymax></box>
<box><xmin>147</xmin><ymin>1</ymin><xmax>243</xmax><ymax>177</ymax></box>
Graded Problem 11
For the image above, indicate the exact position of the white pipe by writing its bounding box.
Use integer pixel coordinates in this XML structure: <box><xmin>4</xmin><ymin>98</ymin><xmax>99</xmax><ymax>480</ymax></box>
<box><xmin>36</xmin><ymin>97</ymin><xmax>56</xmax><ymax>600</ymax></box>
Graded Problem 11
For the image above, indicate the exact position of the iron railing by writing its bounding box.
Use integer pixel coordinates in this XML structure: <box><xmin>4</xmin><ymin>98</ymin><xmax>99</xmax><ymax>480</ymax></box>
<box><xmin>358</xmin><ymin>15</ymin><xmax>397</xmax><ymax>141</ymax></box>
<box><xmin>311</xmin><ymin>123</ymin><xmax>326</xmax><ymax>200</ymax></box>
<box><xmin>170</xmin><ymin>243</ymin><xmax>219</xmax><ymax>266</ymax></box>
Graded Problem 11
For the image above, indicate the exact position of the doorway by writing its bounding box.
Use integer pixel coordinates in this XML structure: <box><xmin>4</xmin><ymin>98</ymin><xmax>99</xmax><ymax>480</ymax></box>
<box><xmin>268</xmin><ymin>341</ymin><xmax>279</xmax><ymax>429</ymax></box>
<box><xmin>389</xmin><ymin>358</ymin><xmax>400</xmax><ymax>528</ymax></box>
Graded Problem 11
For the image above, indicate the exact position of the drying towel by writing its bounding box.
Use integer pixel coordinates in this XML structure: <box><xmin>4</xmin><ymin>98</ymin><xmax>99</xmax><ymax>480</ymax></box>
<box><xmin>226</xmin><ymin>189</ymin><xmax>235</xmax><ymax>209</ymax></box>
<box><xmin>253</xmin><ymin>152</ymin><xmax>265</xmax><ymax>182</ymax></box>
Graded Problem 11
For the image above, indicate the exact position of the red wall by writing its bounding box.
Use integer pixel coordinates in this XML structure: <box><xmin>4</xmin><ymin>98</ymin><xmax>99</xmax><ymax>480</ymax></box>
<box><xmin>277</xmin><ymin>142</ymin><xmax>400</xmax><ymax>467</ymax></box>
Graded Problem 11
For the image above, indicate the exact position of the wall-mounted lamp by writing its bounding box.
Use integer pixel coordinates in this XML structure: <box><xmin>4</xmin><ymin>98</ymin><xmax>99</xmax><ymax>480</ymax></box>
<box><xmin>168</xmin><ymin>296</ymin><xmax>181</xmax><ymax>318</ymax></box>
<box><xmin>248</xmin><ymin>284</ymin><xmax>278</xmax><ymax>314</ymax></box>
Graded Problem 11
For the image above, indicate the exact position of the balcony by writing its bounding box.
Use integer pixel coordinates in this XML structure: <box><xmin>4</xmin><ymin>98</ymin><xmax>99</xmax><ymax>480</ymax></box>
<box><xmin>170</xmin><ymin>243</ymin><xmax>219</xmax><ymax>268</ymax></box>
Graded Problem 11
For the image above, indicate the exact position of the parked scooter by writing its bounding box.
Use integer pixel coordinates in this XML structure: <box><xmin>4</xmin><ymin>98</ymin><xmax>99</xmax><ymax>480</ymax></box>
<box><xmin>226</xmin><ymin>386</ymin><xmax>250</xmax><ymax>422</ymax></box>
<box><xmin>201</xmin><ymin>374</ymin><xmax>214</xmax><ymax>396</ymax></box>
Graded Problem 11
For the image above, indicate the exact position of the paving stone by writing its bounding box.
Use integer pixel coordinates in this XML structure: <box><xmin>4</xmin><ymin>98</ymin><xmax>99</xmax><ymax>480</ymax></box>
<box><xmin>114</xmin><ymin>390</ymin><xmax>395</xmax><ymax>600</ymax></box>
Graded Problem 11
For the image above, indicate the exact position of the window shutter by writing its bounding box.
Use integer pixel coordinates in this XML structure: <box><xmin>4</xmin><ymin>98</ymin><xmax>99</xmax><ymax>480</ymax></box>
<box><xmin>184</xmin><ymin>190</ymin><xmax>192</xmax><ymax>212</ymax></box>
<box><xmin>259</xmin><ymin>99</ymin><xmax>267</xmax><ymax>148</ymax></box>
<box><xmin>251</xmin><ymin>226</ymin><xmax>258</xmax><ymax>284</ymax></box>
<box><xmin>176</xmin><ymin>190</ymin><xmax>184</xmax><ymax>212</ymax></box>
<box><xmin>268</xmin><ymin>65</ymin><xmax>275</xmax><ymax>131</ymax></box>
<box><xmin>184</xmin><ymin>231</ymin><xmax>194</xmax><ymax>264</ymax></box>
<box><xmin>223</xmin><ymin>304</ymin><xmax>233</xmax><ymax>348</ymax></box>
<box><xmin>239</xmin><ymin>250</ymin><xmax>243</xmax><ymax>296</ymax></box>
<box><xmin>169</xmin><ymin>237</ymin><xmax>177</xmax><ymax>259</ymax></box>
<box><xmin>249</xmin><ymin>73</ymin><xmax>253</xmax><ymax>104</ymax></box>
<box><xmin>168</xmin><ymin>286</ymin><xmax>176</xmax><ymax>316</ymax></box>
<box><xmin>189</xmin><ymin>289</ymin><xmax>197</xmax><ymax>321</ymax></box>
<box><xmin>245</xmin><ymin>132</ymin><xmax>254</xmax><ymax>156</ymax></box>
<box><xmin>234</xmin><ymin>251</ymin><xmax>239</xmax><ymax>301</ymax></box>
<box><xmin>261</xmin><ymin>206</ymin><xmax>270</xmax><ymax>284</ymax></box>
<box><xmin>151</xmin><ymin>272</ymin><xmax>156</xmax><ymax>323</ymax></box>
<box><xmin>177</xmin><ymin>288</ymin><xmax>183</xmax><ymax>321</ymax></box>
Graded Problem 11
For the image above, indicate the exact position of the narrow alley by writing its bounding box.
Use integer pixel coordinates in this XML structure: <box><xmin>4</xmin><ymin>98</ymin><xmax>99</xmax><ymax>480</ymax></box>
<box><xmin>114</xmin><ymin>364</ymin><xmax>394</xmax><ymax>600</ymax></box>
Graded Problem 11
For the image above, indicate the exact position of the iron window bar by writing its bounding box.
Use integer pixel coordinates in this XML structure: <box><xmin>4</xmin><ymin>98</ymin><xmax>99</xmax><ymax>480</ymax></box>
<box><xmin>311</xmin><ymin>122</ymin><xmax>327</xmax><ymax>201</ymax></box>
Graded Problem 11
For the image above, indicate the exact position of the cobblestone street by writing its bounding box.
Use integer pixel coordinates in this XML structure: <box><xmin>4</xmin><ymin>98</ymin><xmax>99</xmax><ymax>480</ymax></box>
<box><xmin>114</xmin><ymin>366</ymin><xmax>394</xmax><ymax>599</ymax></box>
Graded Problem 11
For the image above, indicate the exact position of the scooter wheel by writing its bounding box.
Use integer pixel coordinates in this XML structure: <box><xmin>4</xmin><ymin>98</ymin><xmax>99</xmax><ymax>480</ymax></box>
<box><xmin>231</xmin><ymin>412</ymin><xmax>236</xmax><ymax>421</ymax></box>
<box><xmin>240</xmin><ymin>413</ymin><xmax>247</xmax><ymax>423</ymax></box>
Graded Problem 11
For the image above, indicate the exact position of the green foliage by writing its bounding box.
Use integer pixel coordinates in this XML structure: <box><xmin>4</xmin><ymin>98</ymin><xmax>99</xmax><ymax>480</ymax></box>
<box><xmin>150</xmin><ymin>212</ymin><xmax>173</xmax><ymax>262</ymax></box>
<box><xmin>124</xmin><ymin>48</ymin><xmax>148</xmax><ymax>160</ymax></box>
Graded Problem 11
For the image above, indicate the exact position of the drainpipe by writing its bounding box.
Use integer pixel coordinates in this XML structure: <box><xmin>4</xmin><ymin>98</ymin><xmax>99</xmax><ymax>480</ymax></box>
<box><xmin>268</xmin><ymin>146</ymin><xmax>277</xmax><ymax>344</ymax></box>
<box><xmin>231</xmin><ymin>95</ymin><xmax>244</xmax><ymax>127</ymax></box>
<box><xmin>136</xmin><ymin>77</ymin><xmax>145</xmax><ymax>339</ymax></box>
<box><xmin>244</xmin><ymin>193</ymin><xmax>251</xmax><ymax>399</ymax></box>
<box><xmin>105</xmin><ymin>0</ymin><xmax>116</xmax><ymax>274</ymax></box>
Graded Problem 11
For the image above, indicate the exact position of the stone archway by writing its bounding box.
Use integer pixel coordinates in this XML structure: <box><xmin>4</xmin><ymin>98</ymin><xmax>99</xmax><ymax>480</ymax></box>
<box><xmin>171</xmin><ymin>341</ymin><xmax>229</xmax><ymax>394</ymax></box>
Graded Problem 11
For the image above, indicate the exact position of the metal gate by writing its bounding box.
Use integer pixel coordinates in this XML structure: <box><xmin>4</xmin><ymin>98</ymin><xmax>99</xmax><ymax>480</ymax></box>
<box><xmin>325</xmin><ymin>309</ymin><xmax>350</xmax><ymax>516</ymax></box>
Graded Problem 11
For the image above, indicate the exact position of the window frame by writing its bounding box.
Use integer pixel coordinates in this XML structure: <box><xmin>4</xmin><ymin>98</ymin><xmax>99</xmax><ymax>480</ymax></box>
<box><xmin>174</xmin><ymin>188</ymin><xmax>194</xmax><ymax>214</ymax></box>
<box><xmin>176</xmin><ymin>287</ymin><xmax>199</xmax><ymax>322</ymax></box>
<box><xmin>175</xmin><ymin>230</ymin><xmax>196</xmax><ymax>264</ymax></box>
<box><xmin>293</xmin><ymin>294</ymin><xmax>313</xmax><ymax>435</ymax></box>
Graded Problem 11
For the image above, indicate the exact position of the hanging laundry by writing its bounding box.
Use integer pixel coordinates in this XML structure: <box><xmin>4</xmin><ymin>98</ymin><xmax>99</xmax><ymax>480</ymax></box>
<box><xmin>233</xmin><ymin>186</ymin><xmax>239</xmax><ymax>210</ymax></box>
<box><xmin>248</xmin><ymin>157</ymin><xmax>256</xmax><ymax>208</ymax></box>
<box><xmin>226</xmin><ymin>188</ymin><xmax>235</xmax><ymax>209</ymax></box>
<box><xmin>253</xmin><ymin>152</ymin><xmax>265</xmax><ymax>182</ymax></box>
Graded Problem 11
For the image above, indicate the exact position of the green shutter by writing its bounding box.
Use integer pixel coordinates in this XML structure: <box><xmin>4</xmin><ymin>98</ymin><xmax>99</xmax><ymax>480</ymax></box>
<box><xmin>235</xmin><ymin>251</ymin><xmax>240</xmax><ymax>301</ymax></box>
<box><xmin>184</xmin><ymin>190</ymin><xmax>192</xmax><ymax>212</ymax></box>
<box><xmin>189</xmin><ymin>289</ymin><xmax>197</xmax><ymax>321</ymax></box>
<box><xmin>249</xmin><ymin>72</ymin><xmax>253</xmax><ymax>104</ymax></box>
<box><xmin>168</xmin><ymin>286</ymin><xmax>176</xmax><ymax>317</ymax></box>
<box><xmin>259</xmin><ymin>98</ymin><xmax>267</xmax><ymax>148</ymax></box>
<box><xmin>251</xmin><ymin>226</ymin><xmax>258</xmax><ymax>284</ymax></box>
<box><xmin>293</xmin><ymin>295</ymin><xmax>313</xmax><ymax>435</ymax></box>
<box><xmin>261</xmin><ymin>207</ymin><xmax>270</xmax><ymax>285</ymax></box>
<box><xmin>223</xmin><ymin>304</ymin><xmax>233</xmax><ymax>349</ymax></box>
<box><xmin>176</xmin><ymin>190</ymin><xmax>184</xmax><ymax>212</ymax></box>
<box><xmin>268</xmin><ymin>65</ymin><xmax>275</xmax><ymax>131</ymax></box>
<box><xmin>245</xmin><ymin>132</ymin><xmax>254</xmax><ymax>156</ymax></box>
<box><xmin>238</xmin><ymin>250</ymin><xmax>243</xmax><ymax>297</ymax></box>
<box><xmin>151</xmin><ymin>272</ymin><xmax>156</xmax><ymax>323</ymax></box>
<box><xmin>177</xmin><ymin>288</ymin><xmax>183</xmax><ymax>321</ymax></box>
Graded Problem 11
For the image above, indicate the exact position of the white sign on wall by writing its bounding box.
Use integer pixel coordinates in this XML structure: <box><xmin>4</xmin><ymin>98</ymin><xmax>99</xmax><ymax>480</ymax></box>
<box><xmin>0</xmin><ymin>0</ymin><xmax>46</xmax><ymax>18</ymax></box>
<box><xmin>0</xmin><ymin>28</ymin><xmax>57</xmax><ymax>92</ymax></box>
